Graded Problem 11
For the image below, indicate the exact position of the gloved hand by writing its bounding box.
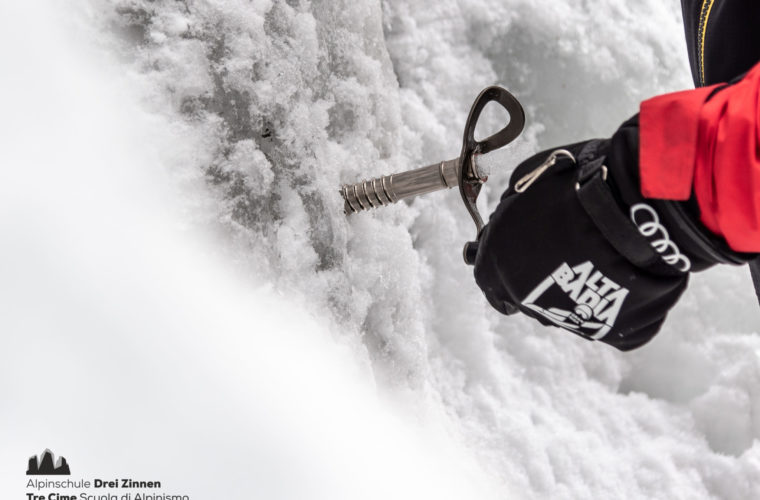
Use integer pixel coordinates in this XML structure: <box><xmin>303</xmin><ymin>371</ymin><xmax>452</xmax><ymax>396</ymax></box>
<box><xmin>473</xmin><ymin>117</ymin><xmax>752</xmax><ymax>350</ymax></box>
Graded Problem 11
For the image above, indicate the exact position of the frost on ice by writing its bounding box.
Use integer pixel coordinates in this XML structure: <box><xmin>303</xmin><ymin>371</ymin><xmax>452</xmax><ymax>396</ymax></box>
<box><xmin>2</xmin><ymin>0</ymin><xmax>760</xmax><ymax>498</ymax></box>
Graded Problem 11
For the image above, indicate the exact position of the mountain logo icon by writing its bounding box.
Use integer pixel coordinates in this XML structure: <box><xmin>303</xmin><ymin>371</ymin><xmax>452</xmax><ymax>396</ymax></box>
<box><xmin>26</xmin><ymin>449</ymin><xmax>71</xmax><ymax>475</ymax></box>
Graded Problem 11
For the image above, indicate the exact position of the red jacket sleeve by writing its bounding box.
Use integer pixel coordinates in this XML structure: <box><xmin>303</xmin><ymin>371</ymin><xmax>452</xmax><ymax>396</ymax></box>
<box><xmin>640</xmin><ymin>61</ymin><xmax>760</xmax><ymax>253</ymax></box>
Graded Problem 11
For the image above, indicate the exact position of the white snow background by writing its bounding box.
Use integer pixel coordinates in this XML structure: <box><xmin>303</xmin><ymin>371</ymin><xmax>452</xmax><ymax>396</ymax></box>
<box><xmin>1</xmin><ymin>0</ymin><xmax>760</xmax><ymax>498</ymax></box>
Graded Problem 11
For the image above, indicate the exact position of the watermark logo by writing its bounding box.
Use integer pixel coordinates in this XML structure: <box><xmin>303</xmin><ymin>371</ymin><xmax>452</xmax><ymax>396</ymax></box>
<box><xmin>24</xmin><ymin>451</ymin><xmax>190</xmax><ymax>500</ymax></box>
<box><xmin>27</xmin><ymin>450</ymin><xmax>70</xmax><ymax>476</ymax></box>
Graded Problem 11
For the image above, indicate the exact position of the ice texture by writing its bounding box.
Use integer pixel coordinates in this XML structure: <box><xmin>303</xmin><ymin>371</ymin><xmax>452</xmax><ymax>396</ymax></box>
<box><xmin>2</xmin><ymin>0</ymin><xmax>760</xmax><ymax>499</ymax></box>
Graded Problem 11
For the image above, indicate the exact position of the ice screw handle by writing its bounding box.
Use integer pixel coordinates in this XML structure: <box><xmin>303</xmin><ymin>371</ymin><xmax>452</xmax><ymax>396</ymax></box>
<box><xmin>459</xmin><ymin>86</ymin><xmax>525</xmax><ymax>264</ymax></box>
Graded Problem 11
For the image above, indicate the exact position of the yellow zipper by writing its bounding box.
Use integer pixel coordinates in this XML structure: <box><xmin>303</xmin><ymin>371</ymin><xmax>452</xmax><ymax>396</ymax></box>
<box><xmin>698</xmin><ymin>0</ymin><xmax>717</xmax><ymax>86</ymax></box>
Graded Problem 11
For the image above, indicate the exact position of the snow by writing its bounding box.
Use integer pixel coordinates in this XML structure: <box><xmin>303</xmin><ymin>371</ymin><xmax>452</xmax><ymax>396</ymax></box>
<box><xmin>1</xmin><ymin>0</ymin><xmax>760</xmax><ymax>499</ymax></box>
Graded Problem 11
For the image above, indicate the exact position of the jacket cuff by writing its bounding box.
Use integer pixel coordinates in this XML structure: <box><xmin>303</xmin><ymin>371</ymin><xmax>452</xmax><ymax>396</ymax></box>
<box><xmin>639</xmin><ymin>85</ymin><xmax>720</xmax><ymax>200</ymax></box>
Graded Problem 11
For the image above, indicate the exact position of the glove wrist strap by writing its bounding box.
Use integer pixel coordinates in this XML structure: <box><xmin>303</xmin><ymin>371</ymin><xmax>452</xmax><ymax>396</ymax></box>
<box><xmin>574</xmin><ymin>146</ymin><xmax>685</xmax><ymax>275</ymax></box>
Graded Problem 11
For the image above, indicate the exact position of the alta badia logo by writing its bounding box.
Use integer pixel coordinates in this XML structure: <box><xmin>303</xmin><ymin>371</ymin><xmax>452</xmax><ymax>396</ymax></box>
<box><xmin>27</xmin><ymin>449</ymin><xmax>71</xmax><ymax>475</ymax></box>
<box><xmin>522</xmin><ymin>261</ymin><xmax>629</xmax><ymax>340</ymax></box>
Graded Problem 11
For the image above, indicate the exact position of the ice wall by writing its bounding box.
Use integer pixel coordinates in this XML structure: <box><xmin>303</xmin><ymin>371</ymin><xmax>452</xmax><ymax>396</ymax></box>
<box><xmin>3</xmin><ymin>0</ymin><xmax>759</xmax><ymax>498</ymax></box>
<box><xmin>104</xmin><ymin>0</ymin><xmax>760</xmax><ymax>497</ymax></box>
<box><xmin>0</xmin><ymin>3</ymin><xmax>504</xmax><ymax>499</ymax></box>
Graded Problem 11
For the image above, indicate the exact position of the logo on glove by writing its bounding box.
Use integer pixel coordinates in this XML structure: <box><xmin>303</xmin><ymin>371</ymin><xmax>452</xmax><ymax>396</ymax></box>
<box><xmin>630</xmin><ymin>203</ymin><xmax>692</xmax><ymax>272</ymax></box>
<box><xmin>523</xmin><ymin>261</ymin><xmax>629</xmax><ymax>340</ymax></box>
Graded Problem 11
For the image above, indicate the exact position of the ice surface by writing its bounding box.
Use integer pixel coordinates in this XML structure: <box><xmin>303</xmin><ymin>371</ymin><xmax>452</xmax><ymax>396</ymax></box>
<box><xmin>2</xmin><ymin>0</ymin><xmax>760</xmax><ymax>498</ymax></box>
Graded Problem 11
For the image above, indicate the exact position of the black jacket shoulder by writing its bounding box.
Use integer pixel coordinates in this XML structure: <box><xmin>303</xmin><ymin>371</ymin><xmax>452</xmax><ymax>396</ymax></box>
<box><xmin>681</xmin><ymin>0</ymin><xmax>760</xmax><ymax>86</ymax></box>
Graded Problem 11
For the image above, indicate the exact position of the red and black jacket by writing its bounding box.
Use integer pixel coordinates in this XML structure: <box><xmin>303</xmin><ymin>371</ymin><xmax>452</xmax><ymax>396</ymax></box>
<box><xmin>471</xmin><ymin>0</ymin><xmax>760</xmax><ymax>348</ymax></box>
<box><xmin>621</xmin><ymin>0</ymin><xmax>760</xmax><ymax>299</ymax></box>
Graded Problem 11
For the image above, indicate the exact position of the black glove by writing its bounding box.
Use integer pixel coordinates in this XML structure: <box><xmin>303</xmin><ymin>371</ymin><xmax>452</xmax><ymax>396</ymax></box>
<box><xmin>473</xmin><ymin>116</ymin><xmax>753</xmax><ymax>351</ymax></box>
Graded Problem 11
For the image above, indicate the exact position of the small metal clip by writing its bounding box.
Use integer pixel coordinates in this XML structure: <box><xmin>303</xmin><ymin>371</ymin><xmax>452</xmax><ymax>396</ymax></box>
<box><xmin>514</xmin><ymin>149</ymin><xmax>575</xmax><ymax>193</ymax></box>
<box><xmin>575</xmin><ymin>165</ymin><xmax>608</xmax><ymax>191</ymax></box>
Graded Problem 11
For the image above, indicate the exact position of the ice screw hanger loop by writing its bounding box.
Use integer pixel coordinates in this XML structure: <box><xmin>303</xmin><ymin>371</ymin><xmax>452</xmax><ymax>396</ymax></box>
<box><xmin>460</xmin><ymin>86</ymin><xmax>525</xmax><ymax>265</ymax></box>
